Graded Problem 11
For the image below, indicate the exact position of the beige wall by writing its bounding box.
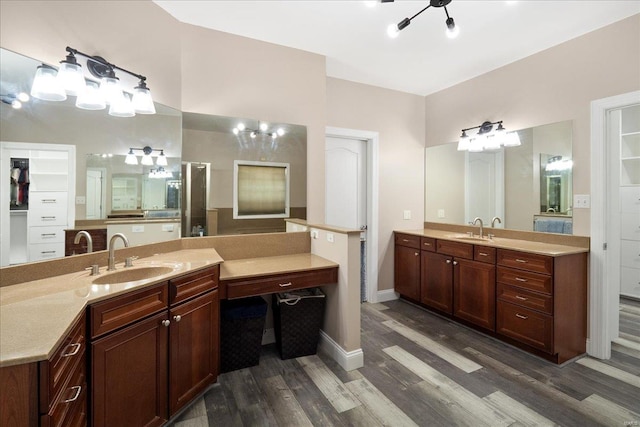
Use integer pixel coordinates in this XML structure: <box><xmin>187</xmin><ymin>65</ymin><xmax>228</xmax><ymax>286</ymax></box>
<box><xmin>326</xmin><ymin>78</ymin><xmax>426</xmax><ymax>293</ymax></box>
<box><xmin>424</xmin><ymin>14</ymin><xmax>640</xmax><ymax>236</ymax></box>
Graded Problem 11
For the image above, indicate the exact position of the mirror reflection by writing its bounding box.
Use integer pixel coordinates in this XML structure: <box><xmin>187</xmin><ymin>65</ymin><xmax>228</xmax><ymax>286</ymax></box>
<box><xmin>425</xmin><ymin>120</ymin><xmax>573</xmax><ymax>234</ymax></box>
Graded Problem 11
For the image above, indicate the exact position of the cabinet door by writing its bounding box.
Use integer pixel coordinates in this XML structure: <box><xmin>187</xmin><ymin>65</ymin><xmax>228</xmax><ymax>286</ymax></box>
<box><xmin>169</xmin><ymin>290</ymin><xmax>219</xmax><ymax>416</ymax></box>
<box><xmin>454</xmin><ymin>259</ymin><xmax>496</xmax><ymax>331</ymax></box>
<box><xmin>394</xmin><ymin>245</ymin><xmax>421</xmax><ymax>300</ymax></box>
<box><xmin>421</xmin><ymin>251</ymin><xmax>453</xmax><ymax>314</ymax></box>
<box><xmin>91</xmin><ymin>312</ymin><xmax>168</xmax><ymax>427</ymax></box>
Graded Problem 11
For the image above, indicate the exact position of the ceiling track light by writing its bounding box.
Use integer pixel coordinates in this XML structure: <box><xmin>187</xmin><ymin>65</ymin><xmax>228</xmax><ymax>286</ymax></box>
<box><xmin>232</xmin><ymin>121</ymin><xmax>286</xmax><ymax>140</ymax></box>
<box><xmin>384</xmin><ymin>0</ymin><xmax>459</xmax><ymax>39</ymax></box>
<box><xmin>457</xmin><ymin>120</ymin><xmax>521</xmax><ymax>152</ymax></box>
<box><xmin>124</xmin><ymin>146</ymin><xmax>167</xmax><ymax>166</ymax></box>
<box><xmin>30</xmin><ymin>46</ymin><xmax>155</xmax><ymax>117</ymax></box>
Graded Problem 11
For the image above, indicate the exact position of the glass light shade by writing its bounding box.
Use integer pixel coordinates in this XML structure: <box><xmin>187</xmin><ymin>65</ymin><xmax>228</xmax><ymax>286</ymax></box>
<box><xmin>141</xmin><ymin>152</ymin><xmax>154</xmax><ymax>166</ymax></box>
<box><xmin>108</xmin><ymin>91</ymin><xmax>135</xmax><ymax>118</ymax></box>
<box><xmin>277</xmin><ymin>128</ymin><xmax>285</xmax><ymax>136</ymax></box>
<box><xmin>237</xmin><ymin>123</ymin><xmax>245</xmax><ymax>131</ymax></box>
<box><xmin>250</xmin><ymin>131</ymin><xmax>256</xmax><ymax>139</ymax></box>
<box><xmin>387</xmin><ymin>23</ymin><xmax>400</xmax><ymax>38</ymax></box>
<box><xmin>31</xmin><ymin>65</ymin><xmax>67</xmax><ymax>101</ymax></box>
<box><xmin>16</xmin><ymin>92</ymin><xmax>30</xmax><ymax>102</ymax></box>
<box><xmin>76</xmin><ymin>81</ymin><xmax>106</xmax><ymax>110</ymax></box>
<box><xmin>484</xmin><ymin>135</ymin><xmax>502</xmax><ymax>150</ymax></box>
<box><xmin>446</xmin><ymin>24</ymin><xmax>459</xmax><ymax>39</ymax></box>
<box><xmin>11</xmin><ymin>99</ymin><xmax>22</xmax><ymax>109</ymax></box>
<box><xmin>132</xmin><ymin>85</ymin><xmax>156</xmax><ymax>114</ymax></box>
<box><xmin>99</xmin><ymin>76</ymin><xmax>121</xmax><ymax>105</ymax></box>
<box><xmin>468</xmin><ymin>137</ymin><xmax>485</xmax><ymax>152</ymax></box>
<box><xmin>125</xmin><ymin>150</ymin><xmax>138</xmax><ymax>165</ymax></box>
<box><xmin>503</xmin><ymin>131</ymin><xmax>521</xmax><ymax>147</ymax></box>
<box><xmin>259</xmin><ymin>122</ymin><xmax>268</xmax><ymax>132</ymax></box>
<box><xmin>457</xmin><ymin>133</ymin><xmax>470</xmax><ymax>151</ymax></box>
<box><xmin>233</xmin><ymin>128</ymin><xmax>239</xmax><ymax>135</ymax></box>
<box><xmin>57</xmin><ymin>61</ymin><xmax>86</xmax><ymax>96</ymax></box>
<box><xmin>156</xmin><ymin>151</ymin><xmax>168</xmax><ymax>166</ymax></box>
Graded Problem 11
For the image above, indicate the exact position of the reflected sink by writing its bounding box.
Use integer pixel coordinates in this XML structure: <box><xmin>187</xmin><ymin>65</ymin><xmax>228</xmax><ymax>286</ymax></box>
<box><xmin>92</xmin><ymin>266</ymin><xmax>174</xmax><ymax>285</ymax></box>
<box><xmin>449</xmin><ymin>235</ymin><xmax>493</xmax><ymax>243</ymax></box>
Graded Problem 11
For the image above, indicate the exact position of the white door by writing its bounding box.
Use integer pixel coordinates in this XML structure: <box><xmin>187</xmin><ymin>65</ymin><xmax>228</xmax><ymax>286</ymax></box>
<box><xmin>86</xmin><ymin>168</ymin><xmax>105</xmax><ymax>219</ymax></box>
<box><xmin>465</xmin><ymin>150</ymin><xmax>505</xmax><ymax>226</ymax></box>
<box><xmin>325</xmin><ymin>136</ymin><xmax>367</xmax><ymax>300</ymax></box>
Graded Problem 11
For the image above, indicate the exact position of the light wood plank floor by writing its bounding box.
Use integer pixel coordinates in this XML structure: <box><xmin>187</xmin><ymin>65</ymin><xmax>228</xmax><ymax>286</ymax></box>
<box><xmin>170</xmin><ymin>299</ymin><xmax>640</xmax><ymax>427</ymax></box>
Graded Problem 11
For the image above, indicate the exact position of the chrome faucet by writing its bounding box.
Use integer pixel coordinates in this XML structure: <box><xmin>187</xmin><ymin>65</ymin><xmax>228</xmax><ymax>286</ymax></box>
<box><xmin>491</xmin><ymin>216</ymin><xmax>502</xmax><ymax>228</ymax></box>
<box><xmin>73</xmin><ymin>230</ymin><xmax>93</xmax><ymax>253</ymax></box>
<box><xmin>472</xmin><ymin>217</ymin><xmax>484</xmax><ymax>238</ymax></box>
<box><xmin>107</xmin><ymin>233</ymin><xmax>130</xmax><ymax>271</ymax></box>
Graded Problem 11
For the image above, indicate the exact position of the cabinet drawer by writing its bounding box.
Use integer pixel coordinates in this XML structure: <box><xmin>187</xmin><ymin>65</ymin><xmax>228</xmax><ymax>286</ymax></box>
<box><xmin>497</xmin><ymin>249</ymin><xmax>553</xmax><ymax>275</ymax></box>
<box><xmin>497</xmin><ymin>283</ymin><xmax>553</xmax><ymax>315</ymax></box>
<box><xmin>30</xmin><ymin>226</ymin><xmax>65</xmax><ymax>244</ymax></box>
<box><xmin>29</xmin><ymin>192</ymin><xmax>68</xmax><ymax>210</ymax></box>
<box><xmin>497</xmin><ymin>301</ymin><xmax>553</xmax><ymax>353</ymax></box>
<box><xmin>29</xmin><ymin>243</ymin><xmax>64</xmax><ymax>261</ymax></box>
<box><xmin>90</xmin><ymin>282</ymin><xmax>169</xmax><ymax>338</ymax></box>
<box><xmin>170</xmin><ymin>265</ymin><xmax>219</xmax><ymax>306</ymax></box>
<box><xmin>621</xmin><ymin>266</ymin><xmax>640</xmax><ymax>298</ymax></box>
<box><xmin>474</xmin><ymin>246</ymin><xmax>496</xmax><ymax>264</ymax></box>
<box><xmin>437</xmin><ymin>239</ymin><xmax>473</xmax><ymax>259</ymax></box>
<box><xmin>421</xmin><ymin>237</ymin><xmax>436</xmax><ymax>252</ymax></box>
<box><xmin>621</xmin><ymin>213</ymin><xmax>640</xmax><ymax>241</ymax></box>
<box><xmin>621</xmin><ymin>240</ymin><xmax>640</xmax><ymax>268</ymax></box>
<box><xmin>395</xmin><ymin>233</ymin><xmax>420</xmax><ymax>249</ymax></box>
<box><xmin>224</xmin><ymin>267</ymin><xmax>338</xmax><ymax>299</ymax></box>
<box><xmin>40</xmin><ymin>312</ymin><xmax>86</xmax><ymax>414</ymax></box>
<box><xmin>29</xmin><ymin>211</ymin><xmax>67</xmax><ymax>227</ymax></box>
<box><xmin>620</xmin><ymin>186</ymin><xmax>640</xmax><ymax>212</ymax></box>
<box><xmin>40</xmin><ymin>356</ymin><xmax>86</xmax><ymax>427</ymax></box>
<box><xmin>497</xmin><ymin>266</ymin><xmax>552</xmax><ymax>295</ymax></box>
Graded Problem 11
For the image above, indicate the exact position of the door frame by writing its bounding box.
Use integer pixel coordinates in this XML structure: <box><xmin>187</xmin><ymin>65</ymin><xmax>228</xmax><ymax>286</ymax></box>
<box><xmin>589</xmin><ymin>90</ymin><xmax>640</xmax><ymax>359</ymax></box>
<box><xmin>325</xmin><ymin>126</ymin><xmax>379</xmax><ymax>303</ymax></box>
<box><xmin>86</xmin><ymin>167</ymin><xmax>107</xmax><ymax>219</ymax></box>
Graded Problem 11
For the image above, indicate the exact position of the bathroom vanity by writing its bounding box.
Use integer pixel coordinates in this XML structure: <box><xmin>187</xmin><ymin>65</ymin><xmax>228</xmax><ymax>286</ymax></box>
<box><xmin>394</xmin><ymin>226</ymin><xmax>588</xmax><ymax>364</ymax></box>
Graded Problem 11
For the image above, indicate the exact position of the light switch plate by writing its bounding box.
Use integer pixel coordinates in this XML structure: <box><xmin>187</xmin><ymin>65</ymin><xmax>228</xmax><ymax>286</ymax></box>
<box><xmin>437</xmin><ymin>209</ymin><xmax>445</xmax><ymax>218</ymax></box>
<box><xmin>327</xmin><ymin>233</ymin><xmax>334</xmax><ymax>243</ymax></box>
<box><xmin>75</xmin><ymin>196</ymin><xmax>86</xmax><ymax>205</ymax></box>
<box><xmin>574</xmin><ymin>194</ymin><xmax>591</xmax><ymax>209</ymax></box>
<box><xmin>132</xmin><ymin>225</ymin><xmax>144</xmax><ymax>233</ymax></box>
<box><xmin>403</xmin><ymin>210</ymin><xmax>412</xmax><ymax>220</ymax></box>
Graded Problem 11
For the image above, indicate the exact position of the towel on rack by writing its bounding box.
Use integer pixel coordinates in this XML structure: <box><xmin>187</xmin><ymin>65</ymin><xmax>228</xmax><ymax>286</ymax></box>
<box><xmin>534</xmin><ymin>217</ymin><xmax>572</xmax><ymax>234</ymax></box>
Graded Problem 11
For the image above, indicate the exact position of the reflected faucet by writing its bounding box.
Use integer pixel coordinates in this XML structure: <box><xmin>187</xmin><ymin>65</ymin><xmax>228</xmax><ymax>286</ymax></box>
<box><xmin>73</xmin><ymin>230</ymin><xmax>93</xmax><ymax>253</ymax></box>
<box><xmin>107</xmin><ymin>233</ymin><xmax>130</xmax><ymax>271</ymax></box>
<box><xmin>491</xmin><ymin>216</ymin><xmax>502</xmax><ymax>228</ymax></box>
<box><xmin>472</xmin><ymin>217</ymin><xmax>484</xmax><ymax>238</ymax></box>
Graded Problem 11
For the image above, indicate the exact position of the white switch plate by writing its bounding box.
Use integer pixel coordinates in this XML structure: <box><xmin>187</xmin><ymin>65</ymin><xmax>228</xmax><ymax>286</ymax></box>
<box><xmin>162</xmin><ymin>224</ymin><xmax>174</xmax><ymax>232</ymax></box>
<box><xmin>327</xmin><ymin>233</ymin><xmax>334</xmax><ymax>243</ymax></box>
<box><xmin>403</xmin><ymin>210</ymin><xmax>412</xmax><ymax>220</ymax></box>
<box><xmin>311</xmin><ymin>230</ymin><xmax>319</xmax><ymax>239</ymax></box>
<box><xmin>437</xmin><ymin>209</ymin><xmax>445</xmax><ymax>218</ymax></box>
<box><xmin>75</xmin><ymin>196</ymin><xmax>86</xmax><ymax>205</ymax></box>
<box><xmin>574</xmin><ymin>194</ymin><xmax>591</xmax><ymax>209</ymax></box>
<box><xmin>132</xmin><ymin>225</ymin><xmax>144</xmax><ymax>233</ymax></box>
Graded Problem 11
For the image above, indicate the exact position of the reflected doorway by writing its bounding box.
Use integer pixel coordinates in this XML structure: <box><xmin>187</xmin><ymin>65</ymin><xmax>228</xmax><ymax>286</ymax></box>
<box><xmin>182</xmin><ymin>162</ymin><xmax>210</xmax><ymax>237</ymax></box>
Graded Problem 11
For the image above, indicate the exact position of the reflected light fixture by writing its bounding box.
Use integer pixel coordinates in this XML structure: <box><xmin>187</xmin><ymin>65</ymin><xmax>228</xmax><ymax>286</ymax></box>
<box><xmin>457</xmin><ymin>121</ymin><xmax>521</xmax><ymax>152</ymax></box>
<box><xmin>148</xmin><ymin>167</ymin><xmax>173</xmax><ymax>179</ymax></box>
<box><xmin>1</xmin><ymin>92</ymin><xmax>30</xmax><ymax>110</ymax></box>
<box><xmin>232</xmin><ymin>121</ymin><xmax>286</xmax><ymax>140</ymax></box>
<box><xmin>30</xmin><ymin>46</ymin><xmax>155</xmax><ymax>117</ymax></box>
<box><xmin>383</xmin><ymin>0</ymin><xmax>459</xmax><ymax>39</ymax></box>
<box><xmin>124</xmin><ymin>146</ymin><xmax>167</xmax><ymax>166</ymax></box>
<box><xmin>545</xmin><ymin>156</ymin><xmax>573</xmax><ymax>172</ymax></box>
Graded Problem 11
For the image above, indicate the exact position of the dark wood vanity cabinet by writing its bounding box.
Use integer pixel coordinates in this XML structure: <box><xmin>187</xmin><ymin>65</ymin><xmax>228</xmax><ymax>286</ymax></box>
<box><xmin>420</xmin><ymin>251</ymin><xmax>453</xmax><ymax>313</ymax></box>
<box><xmin>453</xmin><ymin>258</ymin><xmax>496</xmax><ymax>331</ymax></box>
<box><xmin>394</xmin><ymin>233</ymin><xmax>421</xmax><ymax>301</ymax></box>
<box><xmin>90</xmin><ymin>265</ymin><xmax>220</xmax><ymax>426</ymax></box>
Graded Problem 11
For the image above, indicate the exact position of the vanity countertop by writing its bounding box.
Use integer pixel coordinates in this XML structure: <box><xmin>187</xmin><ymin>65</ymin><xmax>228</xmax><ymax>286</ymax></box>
<box><xmin>0</xmin><ymin>250</ymin><xmax>336</xmax><ymax>367</ymax></box>
<box><xmin>397</xmin><ymin>228</ymin><xmax>589</xmax><ymax>256</ymax></box>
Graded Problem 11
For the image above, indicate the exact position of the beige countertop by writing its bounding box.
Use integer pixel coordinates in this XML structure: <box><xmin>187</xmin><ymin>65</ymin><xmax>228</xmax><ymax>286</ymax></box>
<box><xmin>220</xmin><ymin>253</ymin><xmax>339</xmax><ymax>281</ymax></box>
<box><xmin>397</xmin><ymin>228</ymin><xmax>589</xmax><ymax>256</ymax></box>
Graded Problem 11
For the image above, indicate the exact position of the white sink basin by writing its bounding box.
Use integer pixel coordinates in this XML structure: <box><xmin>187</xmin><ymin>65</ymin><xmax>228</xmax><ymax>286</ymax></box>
<box><xmin>92</xmin><ymin>266</ymin><xmax>174</xmax><ymax>285</ymax></box>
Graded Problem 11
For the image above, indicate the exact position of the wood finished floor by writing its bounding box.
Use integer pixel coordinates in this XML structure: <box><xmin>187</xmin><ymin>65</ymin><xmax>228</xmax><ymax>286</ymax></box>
<box><xmin>170</xmin><ymin>299</ymin><xmax>640</xmax><ymax>427</ymax></box>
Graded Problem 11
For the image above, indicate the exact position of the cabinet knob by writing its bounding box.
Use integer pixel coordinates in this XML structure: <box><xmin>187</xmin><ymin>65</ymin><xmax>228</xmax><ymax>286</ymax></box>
<box><xmin>446</xmin><ymin>259</ymin><xmax>451</xmax><ymax>264</ymax></box>
<box><xmin>453</xmin><ymin>261</ymin><xmax>458</xmax><ymax>266</ymax></box>
<box><xmin>173</xmin><ymin>315</ymin><xmax>182</xmax><ymax>322</ymax></box>
<box><xmin>414</xmin><ymin>252</ymin><xmax>419</xmax><ymax>256</ymax></box>
<box><xmin>162</xmin><ymin>319</ymin><xmax>170</xmax><ymax>327</ymax></box>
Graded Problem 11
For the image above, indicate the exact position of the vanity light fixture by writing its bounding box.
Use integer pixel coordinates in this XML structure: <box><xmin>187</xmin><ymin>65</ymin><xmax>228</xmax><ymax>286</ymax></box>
<box><xmin>384</xmin><ymin>0</ymin><xmax>459</xmax><ymax>39</ymax></box>
<box><xmin>1</xmin><ymin>92</ymin><xmax>30</xmax><ymax>109</ymax></box>
<box><xmin>232</xmin><ymin>121</ymin><xmax>286</xmax><ymax>140</ymax></box>
<box><xmin>457</xmin><ymin>120</ymin><xmax>521</xmax><ymax>152</ymax></box>
<box><xmin>124</xmin><ymin>146</ymin><xmax>167</xmax><ymax>166</ymax></box>
<box><xmin>148</xmin><ymin>166</ymin><xmax>173</xmax><ymax>179</ymax></box>
<box><xmin>30</xmin><ymin>46</ymin><xmax>155</xmax><ymax>117</ymax></box>
<box><xmin>545</xmin><ymin>156</ymin><xmax>573</xmax><ymax>172</ymax></box>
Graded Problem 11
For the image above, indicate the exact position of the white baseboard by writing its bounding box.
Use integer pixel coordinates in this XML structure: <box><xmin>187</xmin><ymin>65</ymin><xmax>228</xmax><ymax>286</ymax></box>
<box><xmin>261</xmin><ymin>328</ymin><xmax>275</xmax><ymax>345</ymax></box>
<box><xmin>318</xmin><ymin>330</ymin><xmax>363</xmax><ymax>371</ymax></box>
<box><xmin>376</xmin><ymin>288</ymin><xmax>399</xmax><ymax>303</ymax></box>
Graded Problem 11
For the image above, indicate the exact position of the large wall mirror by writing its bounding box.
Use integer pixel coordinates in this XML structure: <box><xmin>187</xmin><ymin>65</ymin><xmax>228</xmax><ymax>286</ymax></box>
<box><xmin>425</xmin><ymin>120</ymin><xmax>573</xmax><ymax>234</ymax></box>
<box><xmin>182</xmin><ymin>112</ymin><xmax>307</xmax><ymax>236</ymax></box>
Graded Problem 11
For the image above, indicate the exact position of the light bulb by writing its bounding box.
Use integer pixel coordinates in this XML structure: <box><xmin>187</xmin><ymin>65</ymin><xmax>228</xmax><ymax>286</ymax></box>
<box><xmin>446</xmin><ymin>17</ymin><xmax>459</xmax><ymax>39</ymax></box>
<box><xmin>237</xmin><ymin>123</ymin><xmax>245</xmax><ymax>131</ymax></box>
<box><xmin>387</xmin><ymin>23</ymin><xmax>400</xmax><ymax>39</ymax></box>
<box><xmin>260</xmin><ymin>122</ymin><xmax>268</xmax><ymax>132</ymax></box>
<box><xmin>277</xmin><ymin>128</ymin><xmax>285</xmax><ymax>136</ymax></box>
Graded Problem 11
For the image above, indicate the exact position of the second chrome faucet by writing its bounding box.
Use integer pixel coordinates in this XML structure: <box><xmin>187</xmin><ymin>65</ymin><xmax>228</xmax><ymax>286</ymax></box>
<box><xmin>107</xmin><ymin>233</ymin><xmax>130</xmax><ymax>271</ymax></box>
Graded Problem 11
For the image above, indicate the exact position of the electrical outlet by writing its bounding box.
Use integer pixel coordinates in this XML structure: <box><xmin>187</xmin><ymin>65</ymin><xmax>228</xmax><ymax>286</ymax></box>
<box><xmin>327</xmin><ymin>233</ymin><xmax>334</xmax><ymax>243</ymax></box>
<box><xmin>437</xmin><ymin>209</ymin><xmax>445</xmax><ymax>218</ymax></box>
<box><xmin>311</xmin><ymin>230</ymin><xmax>319</xmax><ymax>239</ymax></box>
<box><xmin>574</xmin><ymin>194</ymin><xmax>591</xmax><ymax>209</ymax></box>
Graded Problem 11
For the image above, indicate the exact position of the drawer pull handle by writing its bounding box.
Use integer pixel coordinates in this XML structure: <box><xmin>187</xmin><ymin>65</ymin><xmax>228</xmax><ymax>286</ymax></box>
<box><xmin>478</xmin><ymin>252</ymin><xmax>488</xmax><ymax>256</ymax></box>
<box><xmin>515</xmin><ymin>277</ymin><xmax>527</xmax><ymax>282</ymax></box>
<box><xmin>41</xmin><ymin>233</ymin><xmax>56</xmax><ymax>237</ymax></box>
<box><xmin>62</xmin><ymin>343</ymin><xmax>81</xmax><ymax>357</ymax></box>
<box><xmin>515</xmin><ymin>259</ymin><xmax>528</xmax><ymax>263</ymax></box>
<box><xmin>424</xmin><ymin>242</ymin><xmax>431</xmax><ymax>246</ymax></box>
<box><xmin>402</xmin><ymin>239</ymin><xmax>409</xmax><ymax>242</ymax></box>
<box><xmin>41</xmin><ymin>199</ymin><xmax>57</xmax><ymax>203</ymax></box>
<box><xmin>515</xmin><ymin>313</ymin><xmax>528</xmax><ymax>320</ymax></box>
<box><xmin>515</xmin><ymin>295</ymin><xmax>528</xmax><ymax>301</ymax></box>
<box><xmin>173</xmin><ymin>315</ymin><xmax>182</xmax><ymax>322</ymax></box>
<box><xmin>41</xmin><ymin>216</ymin><xmax>56</xmax><ymax>220</ymax></box>
<box><xmin>279</xmin><ymin>282</ymin><xmax>293</xmax><ymax>288</ymax></box>
<box><xmin>162</xmin><ymin>319</ymin><xmax>170</xmax><ymax>327</ymax></box>
<box><xmin>41</xmin><ymin>251</ymin><xmax>56</xmax><ymax>254</ymax></box>
<box><xmin>63</xmin><ymin>386</ymin><xmax>82</xmax><ymax>403</ymax></box>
